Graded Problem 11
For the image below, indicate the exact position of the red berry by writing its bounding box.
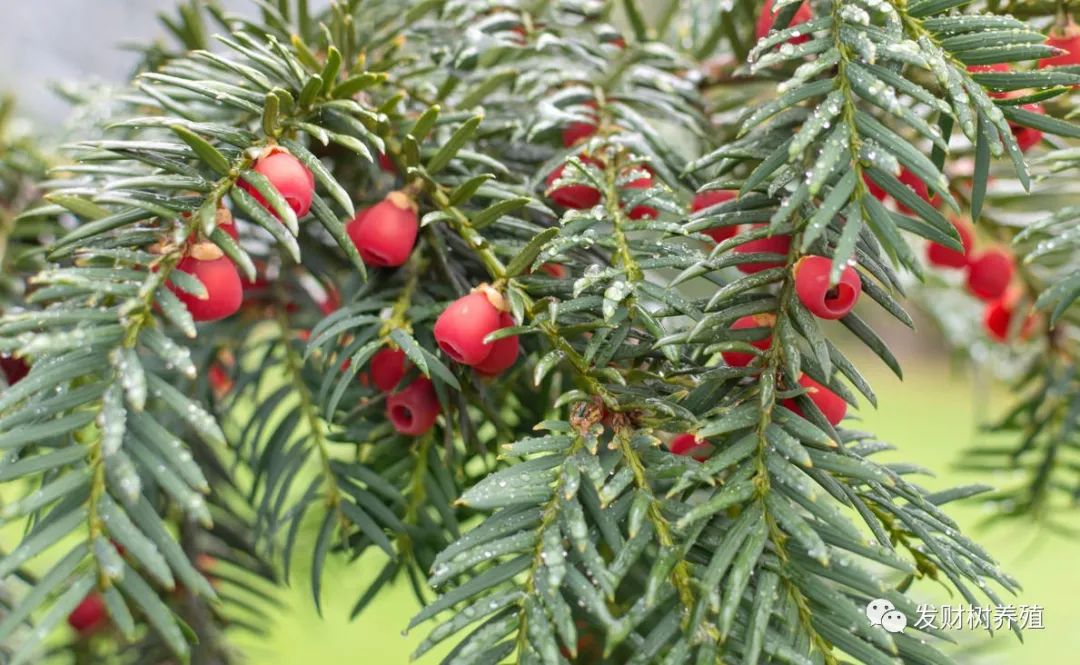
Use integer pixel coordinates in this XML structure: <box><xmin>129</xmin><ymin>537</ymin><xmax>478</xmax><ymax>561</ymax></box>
<box><xmin>624</xmin><ymin>172</ymin><xmax>657</xmax><ymax>220</ymax></box>
<box><xmin>982</xmin><ymin>299</ymin><xmax>1012</xmax><ymax>343</ymax></box>
<box><xmin>968</xmin><ymin>62</ymin><xmax>1012</xmax><ymax>98</ymax></box>
<box><xmin>433</xmin><ymin>292</ymin><xmax>503</xmax><ymax>365</ymax></box>
<box><xmin>692</xmin><ymin>190</ymin><xmax>738</xmax><ymax>243</ymax></box>
<box><xmin>895</xmin><ymin>167</ymin><xmax>933</xmax><ymax>214</ymax></box>
<box><xmin>968</xmin><ymin>63</ymin><xmax>1011</xmax><ymax>74</ymax></box>
<box><xmin>473</xmin><ymin>313</ymin><xmax>520</xmax><ymax>376</ymax></box>
<box><xmin>966</xmin><ymin>248</ymin><xmax>1014</xmax><ymax>301</ymax></box>
<box><xmin>546</xmin><ymin>157</ymin><xmax>603</xmax><ymax>209</ymax></box>
<box><xmin>386</xmin><ymin>378</ymin><xmax>439</xmax><ymax>436</ymax></box>
<box><xmin>704</xmin><ymin>225</ymin><xmax>738</xmax><ymax>243</ymax></box>
<box><xmin>219</xmin><ymin>222</ymin><xmax>239</xmax><ymax>241</ymax></box>
<box><xmin>691</xmin><ymin>190</ymin><xmax>735</xmax><ymax>213</ymax></box>
<box><xmin>722</xmin><ymin>313</ymin><xmax>775</xmax><ymax>367</ymax></box>
<box><xmin>926</xmin><ymin>217</ymin><xmax>975</xmax><ymax>269</ymax></box>
<box><xmin>983</xmin><ymin>292</ymin><xmax>1037</xmax><ymax>342</ymax></box>
<box><xmin>1040</xmin><ymin>25</ymin><xmax>1080</xmax><ymax>69</ymax></box>
<box><xmin>238</xmin><ymin>149</ymin><xmax>315</xmax><ymax>219</ymax></box>
<box><xmin>562</xmin><ymin>101</ymin><xmax>598</xmax><ymax>147</ymax></box>
<box><xmin>378</xmin><ymin>152</ymin><xmax>396</xmax><ymax>174</ymax></box>
<box><xmin>867</xmin><ymin>166</ymin><xmax>945</xmax><ymax>214</ymax></box>
<box><xmin>370</xmin><ymin>348</ymin><xmax>410</xmax><ymax>392</ymax></box>
<box><xmin>863</xmin><ymin>173</ymin><xmax>888</xmax><ymax>202</ymax></box>
<box><xmin>1010</xmin><ymin>104</ymin><xmax>1044</xmax><ymax>153</ymax></box>
<box><xmin>669</xmin><ymin>433</ymin><xmax>711</xmax><ymax>462</ymax></box>
<box><xmin>169</xmin><ymin>253</ymin><xmax>243</xmax><ymax>322</ymax></box>
<box><xmin>540</xmin><ymin>263</ymin><xmax>567</xmax><ymax>279</ymax></box>
<box><xmin>783</xmin><ymin>375</ymin><xmax>847</xmax><ymax>426</ymax></box>
<box><xmin>733</xmin><ymin>226</ymin><xmax>791</xmax><ymax>274</ymax></box>
<box><xmin>1</xmin><ymin>355</ymin><xmax>29</xmax><ymax>385</ymax></box>
<box><xmin>755</xmin><ymin>0</ymin><xmax>813</xmax><ymax>42</ymax></box>
<box><xmin>346</xmin><ymin>191</ymin><xmax>419</xmax><ymax>268</ymax></box>
<box><xmin>208</xmin><ymin>362</ymin><xmax>233</xmax><ymax>397</ymax></box>
<box><xmin>68</xmin><ymin>593</ymin><xmax>108</xmax><ymax>635</ymax></box>
<box><xmin>794</xmin><ymin>256</ymin><xmax>862</xmax><ymax>320</ymax></box>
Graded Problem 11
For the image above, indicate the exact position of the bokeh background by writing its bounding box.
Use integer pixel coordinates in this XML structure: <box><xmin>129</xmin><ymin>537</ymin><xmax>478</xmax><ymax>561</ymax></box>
<box><xmin>2</xmin><ymin>2</ymin><xmax>1078</xmax><ymax>663</ymax></box>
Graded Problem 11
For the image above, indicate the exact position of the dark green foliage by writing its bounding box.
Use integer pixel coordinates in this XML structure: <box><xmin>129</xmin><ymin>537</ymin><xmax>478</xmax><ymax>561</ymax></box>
<box><xmin>0</xmin><ymin>1</ymin><xmax>1077</xmax><ymax>664</ymax></box>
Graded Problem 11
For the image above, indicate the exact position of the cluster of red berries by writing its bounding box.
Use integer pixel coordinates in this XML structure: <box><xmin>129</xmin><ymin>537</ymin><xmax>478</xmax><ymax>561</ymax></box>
<box><xmin>967</xmin><ymin>26</ymin><xmax>1080</xmax><ymax>155</ymax></box>
<box><xmin>684</xmin><ymin>189</ymin><xmax>857</xmax><ymax>434</ymax></box>
<box><xmin>545</xmin><ymin>155</ymin><xmax>658</xmax><ymax>219</ymax></box>
<box><xmin>549</xmin><ymin>100</ymin><xmax>658</xmax><ymax>218</ymax></box>
<box><xmin>668</xmin><ymin>201</ymin><xmax>849</xmax><ymax>460</ymax></box>
<box><xmin>368</xmin><ymin>347</ymin><xmax>441</xmax><ymax>437</ymax></box>
<box><xmin>346</xmin><ymin>190</ymin><xmax>420</xmax><ymax>268</ymax></box>
<box><xmin>854</xmin><ymin>149</ymin><xmax>1037</xmax><ymax>345</ymax></box>
<box><xmin>717</xmin><ymin>313</ymin><xmax>850</xmax><ymax>430</ymax></box>
<box><xmin>360</xmin><ymin>288</ymin><xmax>522</xmax><ymax>438</ymax></box>
<box><xmin>693</xmin><ymin>192</ymin><xmax>864</xmax><ymax>320</ymax></box>
<box><xmin>166</xmin><ymin>149</ymin><xmax>315</xmax><ymax>323</ymax></box>
<box><xmin>967</xmin><ymin>22</ymin><xmax>1080</xmax><ymax>153</ymax></box>
<box><xmin>691</xmin><ymin>190</ymin><xmax>792</xmax><ymax>273</ymax></box>
<box><xmin>924</xmin><ymin>218</ymin><xmax>1035</xmax><ymax>342</ymax></box>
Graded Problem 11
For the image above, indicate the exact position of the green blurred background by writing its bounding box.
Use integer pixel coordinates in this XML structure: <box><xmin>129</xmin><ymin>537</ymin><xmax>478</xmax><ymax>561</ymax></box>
<box><xmin>227</xmin><ymin>352</ymin><xmax>1080</xmax><ymax>664</ymax></box>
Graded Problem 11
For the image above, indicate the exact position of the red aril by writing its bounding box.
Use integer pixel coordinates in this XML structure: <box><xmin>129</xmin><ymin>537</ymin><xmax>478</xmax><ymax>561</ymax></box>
<box><xmin>473</xmin><ymin>312</ymin><xmax>519</xmax><ymax>376</ymax></box>
<box><xmin>386</xmin><ymin>378</ymin><xmax>440</xmax><ymax>436</ymax></box>
<box><xmin>238</xmin><ymin>149</ymin><xmax>314</xmax><ymax>219</ymax></box>
<box><xmin>926</xmin><ymin>217</ymin><xmax>975</xmax><ymax>269</ymax></box>
<box><xmin>433</xmin><ymin>292</ymin><xmax>503</xmax><ymax>366</ymax></box>
<box><xmin>782</xmin><ymin>375</ymin><xmax>847</xmax><ymax>427</ymax></box>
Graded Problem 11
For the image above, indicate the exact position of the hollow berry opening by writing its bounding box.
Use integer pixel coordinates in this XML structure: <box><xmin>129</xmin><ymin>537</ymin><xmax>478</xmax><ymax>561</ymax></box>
<box><xmin>391</xmin><ymin>404</ymin><xmax>414</xmax><ymax>427</ymax></box>
<box><xmin>823</xmin><ymin>283</ymin><xmax>856</xmax><ymax>314</ymax></box>
<box><xmin>438</xmin><ymin>340</ymin><xmax>466</xmax><ymax>363</ymax></box>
